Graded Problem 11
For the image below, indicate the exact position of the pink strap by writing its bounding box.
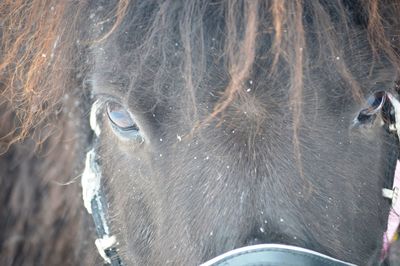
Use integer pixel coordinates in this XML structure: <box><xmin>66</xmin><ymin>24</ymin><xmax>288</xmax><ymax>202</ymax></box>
<box><xmin>382</xmin><ymin>160</ymin><xmax>400</xmax><ymax>258</ymax></box>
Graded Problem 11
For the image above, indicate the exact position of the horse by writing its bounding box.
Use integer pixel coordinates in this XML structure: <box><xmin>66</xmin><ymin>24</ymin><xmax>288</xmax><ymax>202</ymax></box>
<box><xmin>1</xmin><ymin>0</ymin><xmax>400</xmax><ymax>265</ymax></box>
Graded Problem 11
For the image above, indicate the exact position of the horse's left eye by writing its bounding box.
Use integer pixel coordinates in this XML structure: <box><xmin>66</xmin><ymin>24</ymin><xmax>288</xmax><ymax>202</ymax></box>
<box><xmin>106</xmin><ymin>102</ymin><xmax>139</xmax><ymax>132</ymax></box>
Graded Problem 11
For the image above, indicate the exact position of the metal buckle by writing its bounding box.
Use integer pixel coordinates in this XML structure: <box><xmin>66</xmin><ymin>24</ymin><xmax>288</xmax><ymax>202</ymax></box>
<box><xmin>95</xmin><ymin>235</ymin><xmax>117</xmax><ymax>264</ymax></box>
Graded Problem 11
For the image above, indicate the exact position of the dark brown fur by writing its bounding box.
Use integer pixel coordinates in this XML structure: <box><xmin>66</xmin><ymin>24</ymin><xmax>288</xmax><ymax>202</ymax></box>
<box><xmin>2</xmin><ymin>0</ymin><xmax>400</xmax><ymax>265</ymax></box>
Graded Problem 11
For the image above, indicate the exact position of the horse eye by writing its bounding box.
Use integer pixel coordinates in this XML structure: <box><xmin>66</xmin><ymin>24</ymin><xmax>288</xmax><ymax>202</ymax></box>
<box><xmin>106</xmin><ymin>102</ymin><xmax>139</xmax><ymax>132</ymax></box>
<box><xmin>354</xmin><ymin>91</ymin><xmax>387</xmax><ymax>126</ymax></box>
<box><xmin>365</xmin><ymin>91</ymin><xmax>386</xmax><ymax>114</ymax></box>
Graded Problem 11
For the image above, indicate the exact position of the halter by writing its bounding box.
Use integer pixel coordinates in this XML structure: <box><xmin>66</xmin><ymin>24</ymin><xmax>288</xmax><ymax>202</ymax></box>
<box><xmin>81</xmin><ymin>99</ymin><xmax>123</xmax><ymax>265</ymax></box>
<box><xmin>82</xmin><ymin>89</ymin><xmax>400</xmax><ymax>265</ymax></box>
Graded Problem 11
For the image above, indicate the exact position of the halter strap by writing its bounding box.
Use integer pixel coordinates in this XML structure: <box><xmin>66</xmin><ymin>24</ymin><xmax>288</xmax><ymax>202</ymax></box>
<box><xmin>380</xmin><ymin>92</ymin><xmax>400</xmax><ymax>258</ymax></box>
<box><xmin>82</xmin><ymin>100</ymin><xmax>123</xmax><ymax>265</ymax></box>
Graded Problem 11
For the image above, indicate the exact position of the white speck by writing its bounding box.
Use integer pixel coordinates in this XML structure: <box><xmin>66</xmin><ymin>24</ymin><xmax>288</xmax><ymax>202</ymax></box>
<box><xmin>249</xmin><ymin>80</ymin><xmax>253</xmax><ymax>85</ymax></box>
<box><xmin>240</xmin><ymin>191</ymin><xmax>245</xmax><ymax>203</ymax></box>
<box><xmin>160</xmin><ymin>138</ymin><xmax>163</xmax><ymax>142</ymax></box>
<box><xmin>159</xmin><ymin>154</ymin><xmax>163</xmax><ymax>157</ymax></box>
<box><xmin>41</xmin><ymin>54</ymin><xmax>47</xmax><ymax>58</ymax></box>
<box><xmin>194</xmin><ymin>156</ymin><xmax>197</xmax><ymax>160</ymax></box>
<box><xmin>246</xmin><ymin>88</ymin><xmax>251</xmax><ymax>92</ymax></box>
<box><xmin>152</xmin><ymin>113</ymin><xmax>156</xmax><ymax>117</ymax></box>
<box><xmin>205</xmin><ymin>156</ymin><xmax>209</xmax><ymax>160</ymax></box>
<box><xmin>210</xmin><ymin>231</ymin><xmax>213</xmax><ymax>236</ymax></box>
<box><xmin>177</xmin><ymin>135</ymin><xmax>182</xmax><ymax>142</ymax></box>
<box><xmin>259</xmin><ymin>227</ymin><xmax>265</xmax><ymax>233</ymax></box>
<box><xmin>264</xmin><ymin>220</ymin><xmax>268</xmax><ymax>224</ymax></box>
<box><xmin>280</xmin><ymin>218</ymin><xmax>284</xmax><ymax>222</ymax></box>
<box><xmin>232</xmin><ymin>130</ymin><xmax>235</xmax><ymax>134</ymax></box>
<box><xmin>50</xmin><ymin>6</ymin><xmax>54</xmax><ymax>11</ymax></box>
<box><xmin>226</xmin><ymin>165</ymin><xmax>230</xmax><ymax>169</ymax></box>
<box><xmin>294</xmin><ymin>236</ymin><xmax>297</xmax><ymax>240</ymax></box>
<box><xmin>260</xmin><ymin>211</ymin><xmax>264</xmax><ymax>215</ymax></box>
<box><xmin>90</xmin><ymin>13</ymin><xmax>95</xmax><ymax>19</ymax></box>
<box><xmin>299</xmin><ymin>47</ymin><xmax>303</xmax><ymax>51</ymax></box>
<box><xmin>175</xmin><ymin>42</ymin><xmax>179</xmax><ymax>47</ymax></box>
<box><xmin>336</xmin><ymin>56</ymin><xmax>340</xmax><ymax>60</ymax></box>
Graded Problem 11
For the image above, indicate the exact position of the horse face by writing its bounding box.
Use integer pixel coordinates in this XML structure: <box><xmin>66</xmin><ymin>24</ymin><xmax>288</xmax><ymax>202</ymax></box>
<box><xmin>88</xmin><ymin>2</ymin><xmax>397</xmax><ymax>265</ymax></box>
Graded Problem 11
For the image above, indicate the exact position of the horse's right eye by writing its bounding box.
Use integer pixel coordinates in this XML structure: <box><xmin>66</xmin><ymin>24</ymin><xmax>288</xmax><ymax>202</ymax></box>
<box><xmin>106</xmin><ymin>101</ymin><xmax>144</xmax><ymax>143</ymax></box>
